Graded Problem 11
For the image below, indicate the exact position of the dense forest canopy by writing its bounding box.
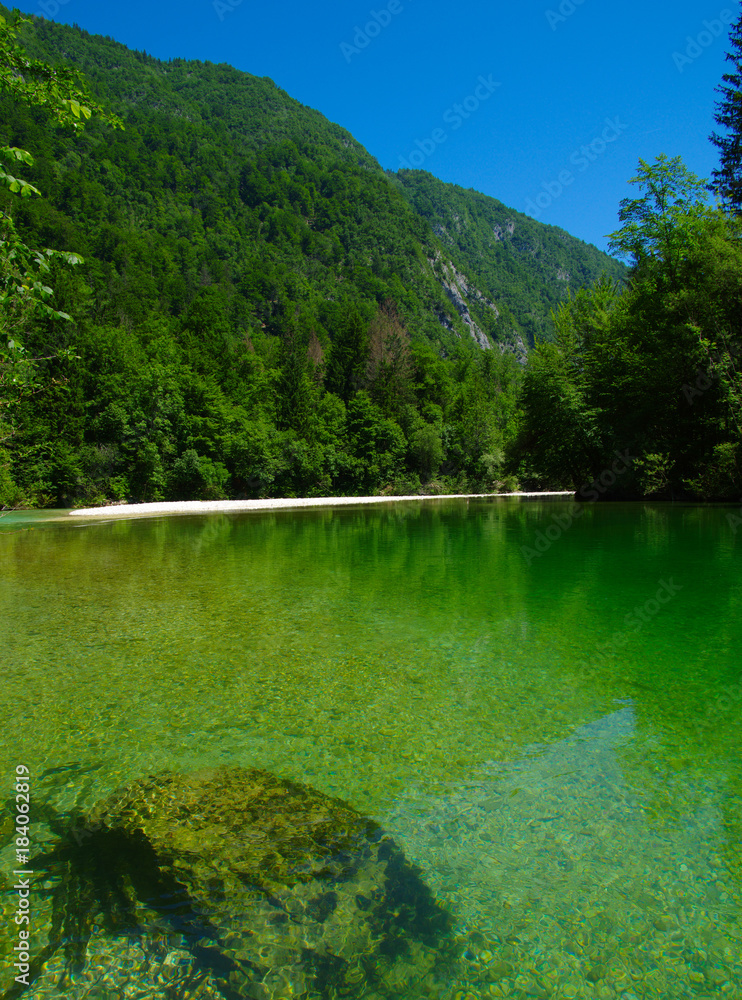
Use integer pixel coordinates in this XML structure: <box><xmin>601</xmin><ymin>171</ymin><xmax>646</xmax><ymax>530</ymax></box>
<box><xmin>0</xmin><ymin>3</ymin><xmax>740</xmax><ymax>507</ymax></box>
<box><xmin>514</xmin><ymin>151</ymin><xmax>742</xmax><ymax>501</ymax></box>
<box><xmin>392</xmin><ymin>170</ymin><xmax>626</xmax><ymax>350</ymax></box>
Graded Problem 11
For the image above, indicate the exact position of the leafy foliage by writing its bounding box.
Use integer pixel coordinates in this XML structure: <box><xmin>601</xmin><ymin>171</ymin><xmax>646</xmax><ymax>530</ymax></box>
<box><xmin>0</xmin><ymin>9</ymin><xmax>120</xmax><ymax>464</ymax></box>
<box><xmin>514</xmin><ymin>159</ymin><xmax>742</xmax><ymax>500</ymax></box>
<box><xmin>607</xmin><ymin>155</ymin><xmax>714</xmax><ymax>287</ymax></box>
<box><xmin>0</xmin><ymin>11</ymin><xmax>119</xmax><ymax>131</ymax></box>
<box><xmin>0</xmin><ymin>8</ymin><xmax>539</xmax><ymax>507</ymax></box>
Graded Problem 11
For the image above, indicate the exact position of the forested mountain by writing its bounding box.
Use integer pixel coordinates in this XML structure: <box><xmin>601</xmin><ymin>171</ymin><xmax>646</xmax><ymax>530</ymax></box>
<box><xmin>19</xmin><ymin>8</ymin><xmax>740</xmax><ymax>507</ymax></box>
<box><xmin>6</xmin><ymin>12</ymin><xmax>623</xmax><ymax>353</ymax></box>
<box><xmin>0</xmin><ymin>8</ymin><xmax>625</xmax><ymax>508</ymax></box>
<box><xmin>394</xmin><ymin>170</ymin><xmax>627</xmax><ymax>349</ymax></box>
<box><xmin>7</xmin><ymin>15</ymin><xmax>482</xmax><ymax>349</ymax></box>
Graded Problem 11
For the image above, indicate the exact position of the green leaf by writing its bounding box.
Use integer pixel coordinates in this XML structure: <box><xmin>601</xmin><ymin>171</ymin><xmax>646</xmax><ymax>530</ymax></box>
<box><xmin>0</xmin><ymin>146</ymin><xmax>34</xmax><ymax>166</ymax></box>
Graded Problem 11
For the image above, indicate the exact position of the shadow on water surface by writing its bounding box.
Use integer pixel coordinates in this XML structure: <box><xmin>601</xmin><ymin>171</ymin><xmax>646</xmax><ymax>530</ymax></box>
<box><xmin>0</xmin><ymin>501</ymin><xmax>740</xmax><ymax>997</ymax></box>
<box><xmin>3</xmin><ymin>767</ymin><xmax>462</xmax><ymax>1000</ymax></box>
<box><xmin>0</xmin><ymin>703</ymin><xmax>739</xmax><ymax>998</ymax></box>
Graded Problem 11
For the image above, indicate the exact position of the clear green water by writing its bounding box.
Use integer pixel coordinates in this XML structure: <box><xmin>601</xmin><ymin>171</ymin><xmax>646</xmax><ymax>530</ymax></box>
<box><xmin>0</xmin><ymin>499</ymin><xmax>740</xmax><ymax>999</ymax></box>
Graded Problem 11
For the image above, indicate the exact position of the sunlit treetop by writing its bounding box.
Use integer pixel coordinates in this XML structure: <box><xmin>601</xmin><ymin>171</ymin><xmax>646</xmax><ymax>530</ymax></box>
<box><xmin>607</xmin><ymin>155</ymin><xmax>715</xmax><ymax>282</ymax></box>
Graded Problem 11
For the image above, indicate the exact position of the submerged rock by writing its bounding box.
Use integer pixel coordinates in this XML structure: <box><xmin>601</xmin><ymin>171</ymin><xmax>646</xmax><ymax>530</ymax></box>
<box><xmin>31</xmin><ymin>767</ymin><xmax>456</xmax><ymax>999</ymax></box>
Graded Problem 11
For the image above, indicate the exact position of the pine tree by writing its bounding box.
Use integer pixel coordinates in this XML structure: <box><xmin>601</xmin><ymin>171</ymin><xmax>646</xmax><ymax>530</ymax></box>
<box><xmin>325</xmin><ymin>308</ymin><xmax>369</xmax><ymax>403</ymax></box>
<box><xmin>711</xmin><ymin>5</ymin><xmax>742</xmax><ymax>213</ymax></box>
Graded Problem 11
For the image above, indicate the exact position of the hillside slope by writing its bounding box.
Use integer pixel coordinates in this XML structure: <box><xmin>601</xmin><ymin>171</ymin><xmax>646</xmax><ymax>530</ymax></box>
<box><xmin>5</xmin><ymin>12</ymin><xmax>505</xmax><ymax>351</ymax></box>
<box><xmin>393</xmin><ymin>170</ymin><xmax>626</xmax><ymax>348</ymax></box>
<box><xmin>0</xmin><ymin>11</ymin><xmax>621</xmax><ymax>506</ymax></box>
<box><xmin>5</xmin><ymin>12</ymin><xmax>624</xmax><ymax>355</ymax></box>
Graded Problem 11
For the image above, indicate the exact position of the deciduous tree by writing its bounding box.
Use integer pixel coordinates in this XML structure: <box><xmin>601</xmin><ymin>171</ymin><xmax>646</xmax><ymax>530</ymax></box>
<box><xmin>607</xmin><ymin>155</ymin><xmax>713</xmax><ymax>290</ymax></box>
<box><xmin>0</xmin><ymin>11</ymin><xmax>121</xmax><ymax>447</ymax></box>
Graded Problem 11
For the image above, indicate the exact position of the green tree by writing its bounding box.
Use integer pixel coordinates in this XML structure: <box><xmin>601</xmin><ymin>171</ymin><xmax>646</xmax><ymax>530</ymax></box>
<box><xmin>277</xmin><ymin>325</ymin><xmax>316</xmax><ymax>437</ymax></box>
<box><xmin>347</xmin><ymin>391</ymin><xmax>405</xmax><ymax>488</ymax></box>
<box><xmin>0</xmin><ymin>11</ymin><xmax>121</xmax><ymax>453</ymax></box>
<box><xmin>517</xmin><ymin>331</ymin><xmax>603</xmax><ymax>489</ymax></box>
<box><xmin>518</xmin><ymin>163</ymin><xmax>742</xmax><ymax>499</ymax></box>
<box><xmin>602</xmin><ymin>156</ymin><xmax>740</xmax><ymax>496</ymax></box>
<box><xmin>409</xmin><ymin>422</ymin><xmax>444</xmax><ymax>481</ymax></box>
<box><xmin>325</xmin><ymin>307</ymin><xmax>369</xmax><ymax>402</ymax></box>
<box><xmin>710</xmin><ymin>5</ymin><xmax>742</xmax><ymax>213</ymax></box>
<box><xmin>607</xmin><ymin>155</ymin><xmax>713</xmax><ymax>289</ymax></box>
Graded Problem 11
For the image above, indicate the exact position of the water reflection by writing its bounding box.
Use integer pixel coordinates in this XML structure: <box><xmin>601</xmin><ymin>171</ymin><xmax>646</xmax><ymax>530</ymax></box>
<box><xmin>0</xmin><ymin>501</ymin><xmax>741</xmax><ymax>998</ymax></box>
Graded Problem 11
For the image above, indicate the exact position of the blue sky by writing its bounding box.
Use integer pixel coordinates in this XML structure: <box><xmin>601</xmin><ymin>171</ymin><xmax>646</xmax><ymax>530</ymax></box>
<box><xmin>13</xmin><ymin>0</ymin><xmax>740</xmax><ymax>254</ymax></box>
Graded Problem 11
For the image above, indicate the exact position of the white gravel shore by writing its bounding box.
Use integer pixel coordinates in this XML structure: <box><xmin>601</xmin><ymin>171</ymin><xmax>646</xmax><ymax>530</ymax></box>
<box><xmin>70</xmin><ymin>491</ymin><xmax>573</xmax><ymax>518</ymax></box>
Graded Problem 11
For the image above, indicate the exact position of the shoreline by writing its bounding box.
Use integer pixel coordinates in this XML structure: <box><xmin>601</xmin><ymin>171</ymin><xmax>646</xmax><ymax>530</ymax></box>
<box><xmin>70</xmin><ymin>491</ymin><xmax>574</xmax><ymax>519</ymax></box>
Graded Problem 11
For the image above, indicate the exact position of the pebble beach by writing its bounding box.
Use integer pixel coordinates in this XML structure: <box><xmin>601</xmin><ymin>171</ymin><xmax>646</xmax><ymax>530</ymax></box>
<box><xmin>70</xmin><ymin>492</ymin><xmax>574</xmax><ymax>518</ymax></box>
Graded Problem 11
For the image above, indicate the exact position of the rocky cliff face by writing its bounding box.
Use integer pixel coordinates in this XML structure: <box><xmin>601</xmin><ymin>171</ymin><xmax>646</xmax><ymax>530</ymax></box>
<box><xmin>430</xmin><ymin>253</ymin><xmax>529</xmax><ymax>359</ymax></box>
<box><xmin>434</xmin><ymin>257</ymin><xmax>494</xmax><ymax>350</ymax></box>
<box><xmin>394</xmin><ymin>170</ymin><xmax>626</xmax><ymax>349</ymax></box>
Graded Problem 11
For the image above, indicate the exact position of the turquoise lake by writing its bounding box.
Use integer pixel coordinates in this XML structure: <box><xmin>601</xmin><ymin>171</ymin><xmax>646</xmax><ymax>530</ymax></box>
<box><xmin>0</xmin><ymin>498</ymin><xmax>740</xmax><ymax>999</ymax></box>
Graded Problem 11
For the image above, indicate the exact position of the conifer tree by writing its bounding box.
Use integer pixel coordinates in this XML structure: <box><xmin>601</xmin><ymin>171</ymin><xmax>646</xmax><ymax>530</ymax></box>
<box><xmin>711</xmin><ymin>5</ymin><xmax>742</xmax><ymax>213</ymax></box>
<box><xmin>325</xmin><ymin>308</ymin><xmax>369</xmax><ymax>403</ymax></box>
